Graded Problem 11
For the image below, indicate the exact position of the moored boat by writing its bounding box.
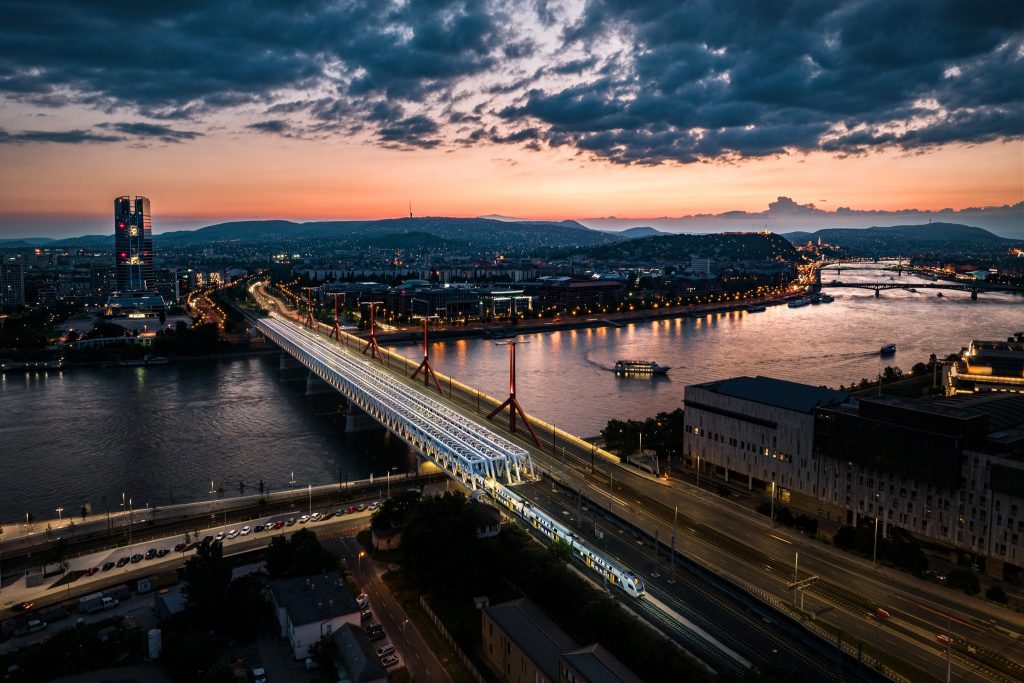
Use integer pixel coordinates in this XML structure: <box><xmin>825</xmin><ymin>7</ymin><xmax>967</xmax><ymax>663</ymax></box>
<box><xmin>746</xmin><ymin>304</ymin><xmax>767</xmax><ymax>313</ymax></box>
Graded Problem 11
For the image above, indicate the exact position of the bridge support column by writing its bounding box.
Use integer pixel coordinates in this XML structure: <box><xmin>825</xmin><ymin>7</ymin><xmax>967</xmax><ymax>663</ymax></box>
<box><xmin>279</xmin><ymin>352</ymin><xmax>301</xmax><ymax>370</ymax></box>
<box><xmin>971</xmin><ymin>290</ymin><xmax>978</xmax><ymax>301</ymax></box>
<box><xmin>345</xmin><ymin>405</ymin><xmax>382</xmax><ymax>433</ymax></box>
<box><xmin>874</xmin><ymin>288</ymin><xmax>880</xmax><ymax>298</ymax></box>
<box><xmin>305</xmin><ymin>371</ymin><xmax>332</xmax><ymax>396</ymax></box>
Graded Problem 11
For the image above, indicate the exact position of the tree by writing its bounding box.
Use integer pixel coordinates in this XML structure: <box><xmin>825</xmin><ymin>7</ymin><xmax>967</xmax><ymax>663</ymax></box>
<box><xmin>309</xmin><ymin>635</ymin><xmax>339</xmax><ymax>677</ymax></box>
<box><xmin>184</xmin><ymin>539</ymin><xmax>232</xmax><ymax>624</ymax></box>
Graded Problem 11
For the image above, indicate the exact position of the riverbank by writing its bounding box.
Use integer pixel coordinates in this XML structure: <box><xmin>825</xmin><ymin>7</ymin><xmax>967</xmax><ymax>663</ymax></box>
<box><xmin>1</xmin><ymin>345</ymin><xmax>281</xmax><ymax>374</ymax></box>
<box><xmin>372</xmin><ymin>292</ymin><xmax>792</xmax><ymax>344</ymax></box>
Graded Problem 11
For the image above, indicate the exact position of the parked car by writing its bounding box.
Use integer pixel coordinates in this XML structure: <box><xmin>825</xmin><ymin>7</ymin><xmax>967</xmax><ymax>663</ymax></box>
<box><xmin>144</xmin><ymin>548</ymin><xmax>158</xmax><ymax>560</ymax></box>
<box><xmin>376</xmin><ymin>644</ymin><xmax>395</xmax><ymax>658</ymax></box>
<box><xmin>254</xmin><ymin>524</ymin><xmax>265</xmax><ymax>533</ymax></box>
<box><xmin>116</xmin><ymin>556</ymin><xmax>130</xmax><ymax>568</ymax></box>
<box><xmin>214</xmin><ymin>532</ymin><xmax>225</xmax><ymax>542</ymax></box>
<box><xmin>335</xmin><ymin>508</ymin><xmax>346</xmax><ymax>516</ymax></box>
<box><xmin>240</xmin><ymin>526</ymin><xmax>251</xmax><ymax>536</ymax></box>
<box><xmin>346</xmin><ymin>506</ymin><xmax>357</xmax><ymax>514</ymax></box>
<box><xmin>226</xmin><ymin>529</ymin><xmax>239</xmax><ymax>539</ymax></box>
<box><xmin>275</xmin><ymin>520</ymin><xmax>286</xmax><ymax>529</ymax></box>
<box><xmin>356</xmin><ymin>503</ymin><xmax>367</xmax><ymax>512</ymax></box>
<box><xmin>285</xmin><ymin>518</ymin><xmax>296</xmax><ymax>526</ymax></box>
<box><xmin>380</xmin><ymin>654</ymin><xmax>399</xmax><ymax>667</ymax></box>
<box><xmin>309</xmin><ymin>512</ymin><xmax>322</xmax><ymax>522</ymax></box>
<box><xmin>251</xmin><ymin>665</ymin><xmax>266</xmax><ymax>683</ymax></box>
<box><xmin>173</xmin><ymin>543</ymin><xmax>187</xmax><ymax>553</ymax></box>
<box><xmin>321</xmin><ymin>512</ymin><xmax>335</xmax><ymax>521</ymax></box>
<box><xmin>368</xmin><ymin>501</ymin><xmax>380</xmax><ymax>510</ymax></box>
<box><xmin>130</xmin><ymin>554</ymin><xmax>143</xmax><ymax>564</ymax></box>
<box><xmin>26</xmin><ymin>619</ymin><xmax>47</xmax><ymax>634</ymax></box>
<box><xmin>84</xmin><ymin>567</ymin><xmax>99</xmax><ymax>577</ymax></box>
<box><xmin>360</xmin><ymin>609</ymin><xmax>373</xmax><ymax>622</ymax></box>
<box><xmin>357</xmin><ymin>593</ymin><xmax>369</xmax><ymax>609</ymax></box>
<box><xmin>298</xmin><ymin>514</ymin><xmax>310</xmax><ymax>524</ymax></box>
<box><xmin>157</xmin><ymin>548</ymin><xmax>170</xmax><ymax>558</ymax></box>
<box><xmin>102</xmin><ymin>562</ymin><xmax>115</xmax><ymax>572</ymax></box>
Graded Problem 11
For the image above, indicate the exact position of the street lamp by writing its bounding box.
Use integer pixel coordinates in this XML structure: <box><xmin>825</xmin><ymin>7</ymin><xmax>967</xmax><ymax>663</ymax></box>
<box><xmin>387</xmin><ymin>467</ymin><xmax>397</xmax><ymax>499</ymax></box>
<box><xmin>55</xmin><ymin>507</ymin><xmax>63</xmax><ymax>523</ymax></box>
<box><xmin>769</xmin><ymin>481</ymin><xmax>776</xmax><ymax>523</ymax></box>
<box><xmin>308</xmin><ymin>483</ymin><xmax>312</xmax><ymax>516</ymax></box>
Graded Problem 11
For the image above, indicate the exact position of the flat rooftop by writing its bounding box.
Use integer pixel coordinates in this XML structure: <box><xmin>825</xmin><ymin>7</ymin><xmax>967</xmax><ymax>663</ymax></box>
<box><xmin>268</xmin><ymin>571</ymin><xmax>359</xmax><ymax>627</ymax></box>
<box><xmin>689</xmin><ymin>375</ymin><xmax>849</xmax><ymax>414</ymax></box>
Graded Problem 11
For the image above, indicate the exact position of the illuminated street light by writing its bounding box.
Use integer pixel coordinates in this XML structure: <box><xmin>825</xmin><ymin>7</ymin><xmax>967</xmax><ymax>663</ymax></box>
<box><xmin>55</xmin><ymin>507</ymin><xmax>63</xmax><ymax>522</ymax></box>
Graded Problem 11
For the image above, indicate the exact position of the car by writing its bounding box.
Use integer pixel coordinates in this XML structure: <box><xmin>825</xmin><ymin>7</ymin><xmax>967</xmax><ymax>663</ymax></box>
<box><xmin>286</xmin><ymin>517</ymin><xmax>296</xmax><ymax>526</ymax></box>
<box><xmin>380</xmin><ymin>654</ymin><xmax>399</xmax><ymax>668</ymax></box>
<box><xmin>226</xmin><ymin>529</ymin><xmax>239</xmax><ymax>539</ymax></box>
<box><xmin>254</xmin><ymin>524</ymin><xmax>265</xmax><ymax>533</ymax></box>
<box><xmin>240</xmin><ymin>525</ymin><xmax>251</xmax><ymax>536</ymax></box>
<box><xmin>346</xmin><ymin>506</ymin><xmax>357</xmax><ymax>514</ymax></box>
<box><xmin>144</xmin><ymin>549</ymin><xmax>158</xmax><ymax>560</ymax></box>
<box><xmin>84</xmin><ymin>567</ymin><xmax>99</xmax><ymax>577</ymax></box>
<box><xmin>275</xmin><ymin>520</ymin><xmax>286</xmax><ymax>529</ymax></box>
<box><xmin>26</xmin><ymin>619</ymin><xmax>47</xmax><ymax>634</ymax></box>
<box><xmin>357</xmin><ymin>593</ymin><xmax>369</xmax><ymax>609</ymax></box>
<box><xmin>368</xmin><ymin>501</ymin><xmax>380</xmax><ymax>510</ymax></box>
<box><xmin>130</xmin><ymin>554</ymin><xmax>143</xmax><ymax>563</ymax></box>
<box><xmin>368</xmin><ymin>630</ymin><xmax>387</xmax><ymax>642</ymax></box>
<box><xmin>116</xmin><ymin>556</ymin><xmax>130</xmax><ymax>568</ymax></box>
<box><xmin>214</xmin><ymin>532</ymin><xmax>225</xmax><ymax>542</ymax></box>
<box><xmin>298</xmin><ymin>514</ymin><xmax>310</xmax><ymax>524</ymax></box>
<box><xmin>360</xmin><ymin>609</ymin><xmax>373</xmax><ymax>622</ymax></box>
<box><xmin>335</xmin><ymin>508</ymin><xmax>345</xmax><ymax>516</ymax></box>
<box><xmin>365</xmin><ymin>622</ymin><xmax>382</xmax><ymax>634</ymax></box>
<box><xmin>309</xmin><ymin>512</ymin><xmax>321</xmax><ymax>521</ymax></box>
<box><xmin>157</xmin><ymin>548</ymin><xmax>170</xmax><ymax>557</ymax></box>
<box><xmin>14</xmin><ymin>601</ymin><xmax>33</xmax><ymax>612</ymax></box>
<box><xmin>356</xmin><ymin>503</ymin><xmax>367</xmax><ymax>512</ymax></box>
<box><xmin>251</xmin><ymin>665</ymin><xmax>266</xmax><ymax>683</ymax></box>
<box><xmin>321</xmin><ymin>512</ymin><xmax>335</xmax><ymax>521</ymax></box>
<box><xmin>174</xmin><ymin>543</ymin><xmax>186</xmax><ymax>553</ymax></box>
<box><xmin>376</xmin><ymin>644</ymin><xmax>395</xmax><ymax>658</ymax></box>
<box><xmin>102</xmin><ymin>562</ymin><xmax>115</xmax><ymax>572</ymax></box>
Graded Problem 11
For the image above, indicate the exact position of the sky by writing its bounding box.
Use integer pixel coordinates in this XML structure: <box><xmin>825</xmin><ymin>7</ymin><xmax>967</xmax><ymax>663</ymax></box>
<box><xmin>0</xmin><ymin>0</ymin><xmax>1021</xmax><ymax>238</ymax></box>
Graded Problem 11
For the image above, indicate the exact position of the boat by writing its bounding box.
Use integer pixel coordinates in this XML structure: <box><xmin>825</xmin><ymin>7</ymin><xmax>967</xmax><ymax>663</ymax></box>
<box><xmin>908</xmin><ymin>288</ymin><xmax>917</xmax><ymax>293</ymax></box>
<box><xmin>118</xmin><ymin>354</ymin><xmax>170</xmax><ymax>367</ymax></box>
<box><xmin>818</xmin><ymin>293</ymin><xmax>834</xmax><ymax>303</ymax></box>
<box><xmin>937</xmin><ymin>292</ymin><xmax>943</xmax><ymax>297</ymax></box>
<box><xmin>745</xmin><ymin>304</ymin><xmax>767</xmax><ymax>313</ymax></box>
<box><xmin>614</xmin><ymin>360</ymin><xmax>669</xmax><ymax>376</ymax></box>
<box><xmin>787</xmin><ymin>297</ymin><xmax>812</xmax><ymax>308</ymax></box>
<box><xmin>880</xmin><ymin>343</ymin><xmax>896</xmax><ymax>355</ymax></box>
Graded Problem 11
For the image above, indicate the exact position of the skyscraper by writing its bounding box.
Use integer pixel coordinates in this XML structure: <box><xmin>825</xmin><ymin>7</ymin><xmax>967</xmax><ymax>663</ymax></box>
<box><xmin>114</xmin><ymin>195</ymin><xmax>154</xmax><ymax>292</ymax></box>
<box><xmin>0</xmin><ymin>256</ymin><xmax>25</xmax><ymax>308</ymax></box>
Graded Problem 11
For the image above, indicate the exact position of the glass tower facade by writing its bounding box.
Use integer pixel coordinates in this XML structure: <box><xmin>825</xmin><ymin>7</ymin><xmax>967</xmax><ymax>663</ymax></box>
<box><xmin>114</xmin><ymin>195</ymin><xmax>154</xmax><ymax>292</ymax></box>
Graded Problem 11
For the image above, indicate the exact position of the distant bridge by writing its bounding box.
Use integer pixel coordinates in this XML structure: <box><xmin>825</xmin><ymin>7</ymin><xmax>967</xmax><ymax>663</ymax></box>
<box><xmin>819</xmin><ymin>279</ymin><xmax>1024</xmax><ymax>300</ymax></box>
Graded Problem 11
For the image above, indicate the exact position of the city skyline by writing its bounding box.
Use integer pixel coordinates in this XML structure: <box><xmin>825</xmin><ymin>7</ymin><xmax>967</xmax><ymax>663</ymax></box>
<box><xmin>0</xmin><ymin>1</ymin><xmax>1021</xmax><ymax>237</ymax></box>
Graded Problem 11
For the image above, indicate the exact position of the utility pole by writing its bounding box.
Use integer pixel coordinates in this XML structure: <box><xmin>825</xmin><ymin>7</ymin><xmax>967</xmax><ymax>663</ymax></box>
<box><xmin>770</xmin><ymin>480</ymin><xmax>776</xmax><ymax>523</ymax></box>
<box><xmin>873</xmin><ymin>516</ymin><xmax>879</xmax><ymax>566</ymax></box>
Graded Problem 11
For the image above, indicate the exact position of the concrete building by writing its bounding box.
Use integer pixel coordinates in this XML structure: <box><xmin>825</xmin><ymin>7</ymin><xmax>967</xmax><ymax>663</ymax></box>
<box><xmin>482</xmin><ymin>599</ymin><xmax>640</xmax><ymax>683</ymax></box>
<box><xmin>683</xmin><ymin>376</ymin><xmax>849</xmax><ymax>498</ymax></box>
<box><xmin>683</xmin><ymin>375</ymin><xmax>1024</xmax><ymax>578</ymax></box>
<box><xmin>0</xmin><ymin>257</ymin><xmax>25</xmax><ymax>307</ymax></box>
<box><xmin>269</xmin><ymin>571</ymin><xmax>361</xmax><ymax>660</ymax></box>
<box><xmin>947</xmin><ymin>335</ymin><xmax>1024</xmax><ymax>395</ymax></box>
<box><xmin>523</xmin><ymin>277</ymin><xmax>624</xmax><ymax>311</ymax></box>
<box><xmin>331</xmin><ymin>623</ymin><xmax>388</xmax><ymax>683</ymax></box>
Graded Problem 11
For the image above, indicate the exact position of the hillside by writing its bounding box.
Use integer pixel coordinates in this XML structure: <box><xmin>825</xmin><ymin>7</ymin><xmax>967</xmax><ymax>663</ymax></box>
<box><xmin>581</xmin><ymin>232</ymin><xmax>798</xmax><ymax>262</ymax></box>
<box><xmin>151</xmin><ymin>216</ymin><xmax>617</xmax><ymax>252</ymax></box>
<box><xmin>783</xmin><ymin>223</ymin><xmax>1016</xmax><ymax>253</ymax></box>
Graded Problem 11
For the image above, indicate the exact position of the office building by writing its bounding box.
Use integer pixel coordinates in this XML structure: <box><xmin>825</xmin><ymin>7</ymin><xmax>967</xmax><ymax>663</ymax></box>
<box><xmin>1</xmin><ymin>257</ymin><xmax>25</xmax><ymax>307</ymax></box>
<box><xmin>114</xmin><ymin>195</ymin><xmax>154</xmax><ymax>292</ymax></box>
<box><xmin>947</xmin><ymin>335</ymin><xmax>1024</xmax><ymax>395</ymax></box>
<box><xmin>682</xmin><ymin>375</ymin><xmax>1024</xmax><ymax>577</ymax></box>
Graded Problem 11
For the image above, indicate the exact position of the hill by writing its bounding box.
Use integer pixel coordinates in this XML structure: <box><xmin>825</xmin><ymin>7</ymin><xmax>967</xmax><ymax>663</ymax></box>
<box><xmin>614</xmin><ymin>227</ymin><xmax>665</xmax><ymax>238</ymax></box>
<box><xmin>151</xmin><ymin>216</ymin><xmax>617</xmax><ymax>252</ymax></box>
<box><xmin>581</xmin><ymin>232</ymin><xmax>798</xmax><ymax>262</ymax></box>
<box><xmin>783</xmin><ymin>223</ymin><xmax>1015</xmax><ymax>254</ymax></box>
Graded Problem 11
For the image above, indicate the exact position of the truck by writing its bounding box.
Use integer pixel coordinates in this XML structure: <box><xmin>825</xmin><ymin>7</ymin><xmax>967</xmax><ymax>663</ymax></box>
<box><xmin>137</xmin><ymin>571</ymin><xmax>178</xmax><ymax>595</ymax></box>
<box><xmin>78</xmin><ymin>592</ymin><xmax>105</xmax><ymax>614</ymax></box>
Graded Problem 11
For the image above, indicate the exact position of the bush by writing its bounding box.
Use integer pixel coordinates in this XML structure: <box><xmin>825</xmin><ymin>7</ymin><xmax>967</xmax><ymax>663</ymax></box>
<box><xmin>985</xmin><ymin>584</ymin><xmax>1008</xmax><ymax>604</ymax></box>
<box><xmin>945</xmin><ymin>568</ymin><xmax>981</xmax><ymax>595</ymax></box>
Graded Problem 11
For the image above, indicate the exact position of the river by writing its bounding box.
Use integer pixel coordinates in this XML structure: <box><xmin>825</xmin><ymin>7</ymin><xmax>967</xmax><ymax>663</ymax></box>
<box><xmin>1</xmin><ymin>264</ymin><xmax>1019</xmax><ymax>521</ymax></box>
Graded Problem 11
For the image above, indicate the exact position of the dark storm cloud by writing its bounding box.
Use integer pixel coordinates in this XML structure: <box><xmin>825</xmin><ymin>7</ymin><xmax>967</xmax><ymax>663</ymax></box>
<box><xmin>0</xmin><ymin>0</ymin><xmax>1020</xmax><ymax>163</ymax></box>
<box><xmin>0</xmin><ymin>127</ymin><xmax>124</xmax><ymax>144</ymax></box>
<box><xmin>501</xmin><ymin>0</ymin><xmax>1024</xmax><ymax>163</ymax></box>
<box><xmin>100</xmin><ymin>121</ymin><xmax>202</xmax><ymax>142</ymax></box>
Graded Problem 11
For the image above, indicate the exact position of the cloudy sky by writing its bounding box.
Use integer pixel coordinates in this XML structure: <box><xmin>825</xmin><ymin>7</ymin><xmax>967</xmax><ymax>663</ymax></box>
<box><xmin>0</xmin><ymin>0</ymin><xmax>1021</xmax><ymax>237</ymax></box>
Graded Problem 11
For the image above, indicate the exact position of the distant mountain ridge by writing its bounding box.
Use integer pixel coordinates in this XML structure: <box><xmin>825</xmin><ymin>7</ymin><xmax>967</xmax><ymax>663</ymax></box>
<box><xmin>152</xmin><ymin>216</ymin><xmax>619</xmax><ymax>251</ymax></box>
<box><xmin>783</xmin><ymin>223</ymin><xmax>1016</xmax><ymax>252</ymax></box>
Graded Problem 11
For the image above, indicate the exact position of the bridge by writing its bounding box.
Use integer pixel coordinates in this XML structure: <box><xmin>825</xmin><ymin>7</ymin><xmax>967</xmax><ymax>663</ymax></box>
<box><xmin>258</xmin><ymin>317</ymin><xmax>534</xmax><ymax>490</ymax></box>
<box><xmin>814</xmin><ymin>268</ymin><xmax>1024</xmax><ymax>299</ymax></box>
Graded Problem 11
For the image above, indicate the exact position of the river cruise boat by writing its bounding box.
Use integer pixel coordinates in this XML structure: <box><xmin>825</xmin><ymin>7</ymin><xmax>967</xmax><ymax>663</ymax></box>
<box><xmin>614</xmin><ymin>360</ymin><xmax>669</xmax><ymax>376</ymax></box>
<box><xmin>787</xmin><ymin>297</ymin><xmax>812</xmax><ymax>308</ymax></box>
<box><xmin>118</xmin><ymin>355</ymin><xmax>170</xmax><ymax>367</ymax></box>
<box><xmin>745</xmin><ymin>304</ymin><xmax>767</xmax><ymax>313</ymax></box>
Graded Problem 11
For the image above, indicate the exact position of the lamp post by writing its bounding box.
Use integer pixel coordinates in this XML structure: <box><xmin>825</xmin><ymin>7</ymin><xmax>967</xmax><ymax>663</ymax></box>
<box><xmin>872</xmin><ymin>516</ymin><xmax>879</xmax><ymax>566</ymax></box>
<box><xmin>695</xmin><ymin>455</ymin><xmax>701</xmax><ymax>493</ymax></box>
<box><xmin>308</xmin><ymin>483</ymin><xmax>312</xmax><ymax>516</ymax></box>
<box><xmin>769</xmin><ymin>481</ymin><xmax>776</xmax><ymax>523</ymax></box>
<box><xmin>55</xmin><ymin>507</ymin><xmax>63</xmax><ymax>522</ymax></box>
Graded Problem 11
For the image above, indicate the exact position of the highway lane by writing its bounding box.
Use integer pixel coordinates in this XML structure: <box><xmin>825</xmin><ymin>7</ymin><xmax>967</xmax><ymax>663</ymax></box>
<box><xmin>250</xmin><ymin>282</ymin><xmax>1024</xmax><ymax>682</ymax></box>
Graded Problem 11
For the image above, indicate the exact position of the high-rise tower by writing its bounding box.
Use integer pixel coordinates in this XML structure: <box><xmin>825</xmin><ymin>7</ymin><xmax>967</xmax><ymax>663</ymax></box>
<box><xmin>114</xmin><ymin>195</ymin><xmax>154</xmax><ymax>292</ymax></box>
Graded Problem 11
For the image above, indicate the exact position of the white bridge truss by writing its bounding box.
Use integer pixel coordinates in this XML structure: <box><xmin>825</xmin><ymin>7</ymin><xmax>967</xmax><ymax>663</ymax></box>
<box><xmin>258</xmin><ymin>318</ymin><xmax>534</xmax><ymax>489</ymax></box>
